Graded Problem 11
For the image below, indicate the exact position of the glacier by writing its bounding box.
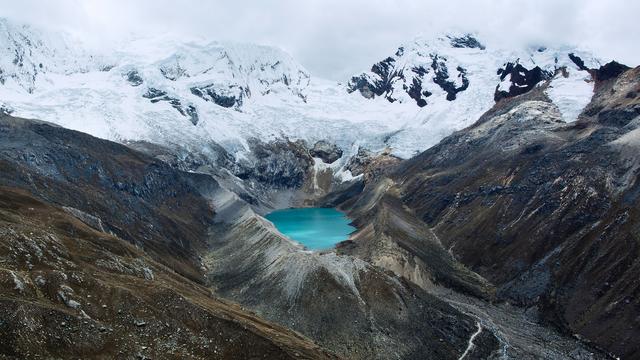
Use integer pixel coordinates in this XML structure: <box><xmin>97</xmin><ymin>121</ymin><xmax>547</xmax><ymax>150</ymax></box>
<box><xmin>0</xmin><ymin>18</ymin><xmax>601</xmax><ymax>160</ymax></box>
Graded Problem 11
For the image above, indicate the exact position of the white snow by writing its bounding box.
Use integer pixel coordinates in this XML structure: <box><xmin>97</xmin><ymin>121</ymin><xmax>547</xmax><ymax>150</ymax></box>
<box><xmin>0</xmin><ymin>18</ymin><xmax>600</xmax><ymax>161</ymax></box>
<box><xmin>10</xmin><ymin>271</ymin><xmax>24</xmax><ymax>292</ymax></box>
<box><xmin>546</xmin><ymin>67</ymin><xmax>594</xmax><ymax>122</ymax></box>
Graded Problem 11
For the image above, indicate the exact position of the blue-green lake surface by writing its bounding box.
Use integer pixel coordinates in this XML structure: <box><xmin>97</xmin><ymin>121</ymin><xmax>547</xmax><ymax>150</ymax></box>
<box><xmin>265</xmin><ymin>207</ymin><xmax>356</xmax><ymax>250</ymax></box>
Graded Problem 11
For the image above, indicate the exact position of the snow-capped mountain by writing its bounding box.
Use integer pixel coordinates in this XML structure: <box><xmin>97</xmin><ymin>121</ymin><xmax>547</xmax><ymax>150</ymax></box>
<box><xmin>0</xmin><ymin>18</ymin><xmax>602</xmax><ymax>159</ymax></box>
<box><xmin>0</xmin><ymin>19</ymin><xmax>110</xmax><ymax>93</ymax></box>
<box><xmin>348</xmin><ymin>33</ymin><xmax>601</xmax><ymax>126</ymax></box>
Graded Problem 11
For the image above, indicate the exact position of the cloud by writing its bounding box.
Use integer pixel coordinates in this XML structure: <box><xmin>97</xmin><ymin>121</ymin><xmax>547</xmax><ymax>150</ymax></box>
<box><xmin>1</xmin><ymin>0</ymin><xmax>637</xmax><ymax>80</ymax></box>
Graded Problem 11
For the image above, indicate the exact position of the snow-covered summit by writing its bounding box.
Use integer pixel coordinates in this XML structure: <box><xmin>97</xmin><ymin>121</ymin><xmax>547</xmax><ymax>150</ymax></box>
<box><xmin>0</xmin><ymin>18</ymin><xmax>110</xmax><ymax>92</ymax></box>
<box><xmin>347</xmin><ymin>32</ymin><xmax>601</xmax><ymax>129</ymax></box>
<box><xmin>122</xmin><ymin>39</ymin><xmax>311</xmax><ymax>109</ymax></box>
<box><xmin>348</xmin><ymin>32</ymin><xmax>599</xmax><ymax>106</ymax></box>
<box><xmin>0</xmin><ymin>19</ymin><xmax>604</xmax><ymax>160</ymax></box>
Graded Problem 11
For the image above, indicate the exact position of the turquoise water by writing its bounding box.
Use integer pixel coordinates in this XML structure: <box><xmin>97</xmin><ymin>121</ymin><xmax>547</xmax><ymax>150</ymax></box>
<box><xmin>265</xmin><ymin>207</ymin><xmax>356</xmax><ymax>250</ymax></box>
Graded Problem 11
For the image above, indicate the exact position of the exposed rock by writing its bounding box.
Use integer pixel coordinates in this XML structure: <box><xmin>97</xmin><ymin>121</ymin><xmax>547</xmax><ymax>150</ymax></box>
<box><xmin>124</xmin><ymin>70</ymin><xmax>143</xmax><ymax>86</ymax></box>
<box><xmin>347</xmin><ymin>56</ymin><xmax>399</xmax><ymax>102</ymax></box>
<box><xmin>0</xmin><ymin>104</ymin><xmax>14</xmax><ymax>116</ymax></box>
<box><xmin>347</xmin><ymin>35</ymin><xmax>475</xmax><ymax>106</ymax></box>
<box><xmin>143</xmin><ymin>88</ymin><xmax>199</xmax><ymax>125</ymax></box>
<box><xmin>190</xmin><ymin>84</ymin><xmax>248</xmax><ymax>108</ymax></box>
<box><xmin>591</xmin><ymin>61</ymin><xmax>631</xmax><ymax>82</ymax></box>
<box><xmin>235</xmin><ymin>138</ymin><xmax>314</xmax><ymax>189</ymax></box>
<box><xmin>309</xmin><ymin>141</ymin><xmax>343</xmax><ymax>164</ymax></box>
<box><xmin>345</xmin><ymin>148</ymin><xmax>373</xmax><ymax>177</ymax></box>
<box><xmin>431</xmin><ymin>55</ymin><xmax>469</xmax><ymax>101</ymax></box>
<box><xmin>495</xmin><ymin>62</ymin><xmax>553</xmax><ymax>102</ymax></box>
<box><xmin>568</xmin><ymin>53</ymin><xmax>589</xmax><ymax>71</ymax></box>
<box><xmin>62</xmin><ymin>206</ymin><xmax>106</xmax><ymax>232</ymax></box>
<box><xmin>142</xmin><ymin>87</ymin><xmax>167</xmax><ymax>100</ymax></box>
<box><xmin>125</xmin><ymin>140</ymin><xmax>236</xmax><ymax>174</ymax></box>
<box><xmin>448</xmin><ymin>34</ymin><xmax>486</xmax><ymax>50</ymax></box>
<box><xmin>185</xmin><ymin>105</ymin><xmax>199</xmax><ymax>125</ymax></box>
<box><xmin>345</xmin><ymin>147</ymin><xmax>402</xmax><ymax>182</ymax></box>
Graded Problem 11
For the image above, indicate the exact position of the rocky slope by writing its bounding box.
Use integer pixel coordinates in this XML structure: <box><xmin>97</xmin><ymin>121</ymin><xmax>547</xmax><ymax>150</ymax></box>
<box><xmin>319</xmin><ymin>151</ymin><xmax>610</xmax><ymax>359</ymax></box>
<box><xmin>389</xmin><ymin>63</ymin><xmax>640</xmax><ymax>358</ymax></box>
<box><xmin>0</xmin><ymin>116</ymin><xmax>213</xmax><ymax>282</ymax></box>
<box><xmin>0</xmin><ymin>186</ymin><xmax>338</xmax><ymax>359</ymax></box>
<box><xmin>0</xmin><ymin>115</ymin><xmax>505</xmax><ymax>359</ymax></box>
<box><xmin>0</xmin><ymin>119</ymin><xmax>337</xmax><ymax>359</ymax></box>
<box><xmin>185</xmin><ymin>166</ymin><xmax>501</xmax><ymax>359</ymax></box>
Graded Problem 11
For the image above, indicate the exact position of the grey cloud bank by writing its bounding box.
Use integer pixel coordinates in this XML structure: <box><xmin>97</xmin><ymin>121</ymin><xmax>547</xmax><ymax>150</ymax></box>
<box><xmin>1</xmin><ymin>0</ymin><xmax>637</xmax><ymax>80</ymax></box>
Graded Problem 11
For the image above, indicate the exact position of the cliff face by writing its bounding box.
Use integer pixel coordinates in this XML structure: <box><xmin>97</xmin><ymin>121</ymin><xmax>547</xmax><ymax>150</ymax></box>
<box><xmin>393</xmin><ymin>65</ymin><xmax>640</xmax><ymax>358</ymax></box>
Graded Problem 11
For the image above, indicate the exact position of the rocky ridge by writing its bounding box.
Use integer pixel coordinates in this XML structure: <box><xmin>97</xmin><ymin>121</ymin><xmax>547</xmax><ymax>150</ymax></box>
<box><xmin>389</xmin><ymin>63</ymin><xmax>640</xmax><ymax>358</ymax></box>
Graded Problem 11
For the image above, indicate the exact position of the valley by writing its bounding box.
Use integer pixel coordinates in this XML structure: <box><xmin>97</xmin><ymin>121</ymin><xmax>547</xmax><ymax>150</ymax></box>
<box><xmin>0</xmin><ymin>15</ymin><xmax>638</xmax><ymax>360</ymax></box>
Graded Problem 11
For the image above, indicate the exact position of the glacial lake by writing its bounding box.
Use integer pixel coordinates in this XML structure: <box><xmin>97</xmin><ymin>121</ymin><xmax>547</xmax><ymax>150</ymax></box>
<box><xmin>265</xmin><ymin>207</ymin><xmax>356</xmax><ymax>250</ymax></box>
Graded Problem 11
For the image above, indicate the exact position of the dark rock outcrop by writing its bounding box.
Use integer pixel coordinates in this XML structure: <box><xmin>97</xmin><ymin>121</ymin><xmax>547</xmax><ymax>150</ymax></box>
<box><xmin>235</xmin><ymin>138</ymin><xmax>314</xmax><ymax>189</ymax></box>
<box><xmin>309</xmin><ymin>141</ymin><xmax>343</xmax><ymax>164</ymax></box>
<box><xmin>190</xmin><ymin>84</ymin><xmax>248</xmax><ymax>108</ymax></box>
<box><xmin>348</xmin><ymin>43</ymin><xmax>472</xmax><ymax>106</ymax></box>
<box><xmin>431</xmin><ymin>55</ymin><xmax>469</xmax><ymax>101</ymax></box>
<box><xmin>569</xmin><ymin>53</ymin><xmax>589</xmax><ymax>71</ymax></box>
<box><xmin>347</xmin><ymin>57</ymin><xmax>400</xmax><ymax>102</ymax></box>
<box><xmin>448</xmin><ymin>34</ymin><xmax>486</xmax><ymax>50</ymax></box>
<box><xmin>143</xmin><ymin>88</ymin><xmax>199</xmax><ymax>125</ymax></box>
<box><xmin>345</xmin><ymin>147</ymin><xmax>402</xmax><ymax>182</ymax></box>
<box><xmin>0</xmin><ymin>104</ymin><xmax>13</xmax><ymax>116</ymax></box>
<box><xmin>124</xmin><ymin>69</ymin><xmax>143</xmax><ymax>86</ymax></box>
<box><xmin>592</xmin><ymin>61</ymin><xmax>631</xmax><ymax>82</ymax></box>
<box><xmin>494</xmin><ymin>62</ymin><xmax>553</xmax><ymax>102</ymax></box>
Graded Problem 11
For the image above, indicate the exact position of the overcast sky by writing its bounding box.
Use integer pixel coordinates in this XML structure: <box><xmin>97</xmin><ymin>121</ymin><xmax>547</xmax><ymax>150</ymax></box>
<box><xmin>1</xmin><ymin>0</ymin><xmax>637</xmax><ymax>80</ymax></box>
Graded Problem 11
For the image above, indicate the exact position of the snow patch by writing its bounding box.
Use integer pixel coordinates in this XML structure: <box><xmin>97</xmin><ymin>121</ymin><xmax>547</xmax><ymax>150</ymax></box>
<box><xmin>546</xmin><ymin>69</ymin><xmax>594</xmax><ymax>122</ymax></box>
<box><xmin>10</xmin><ymin>271</ymin><xmax>24</xmax><ymax>292</ymax></box>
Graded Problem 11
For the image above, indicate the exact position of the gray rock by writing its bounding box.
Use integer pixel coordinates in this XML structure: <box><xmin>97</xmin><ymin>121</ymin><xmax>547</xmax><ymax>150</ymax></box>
<box><xmin>125</xmin><ymin>70</ymin><xmax>143</xmax><ymax>86</ymax></box>
<box><xmin>309</xmin><ymin>140</ymin><xmax>343</xmax><ymax>164</ymax></box>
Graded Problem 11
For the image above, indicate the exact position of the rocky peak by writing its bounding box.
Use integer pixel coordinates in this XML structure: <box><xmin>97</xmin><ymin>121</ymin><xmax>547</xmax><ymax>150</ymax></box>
<box><xmin>347</xmin><ymin>33</ymin><xmax>483</xmax><ymax>107</ymax></box>
<box><xmin>348</xmin><ymin>33</ymin><xmax>603</xmax><ymax>117</ymax></box>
